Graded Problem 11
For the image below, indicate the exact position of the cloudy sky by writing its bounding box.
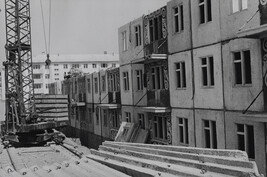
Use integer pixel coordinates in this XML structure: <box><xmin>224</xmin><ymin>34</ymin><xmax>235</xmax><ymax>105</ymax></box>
<box><xmin>0</xmin><ymin>0</ymin><xmax>169</xmax><ymax>65</ymax></box>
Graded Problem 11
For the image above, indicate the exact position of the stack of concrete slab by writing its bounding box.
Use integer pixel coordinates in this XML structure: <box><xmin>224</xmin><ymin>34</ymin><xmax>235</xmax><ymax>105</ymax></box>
<box><xmin>35</xmin><ymin>94</ymin><xmax>69</xmax><ymax>122</ymax></box>
<box><xmin>87</xmin><ymin>141</ymin><xmax>263</xmax><ymax>177</ymax></box>
<box><xmin>0</xmin><ymin>139</ymin><xmax>129</xmax><ymax>177</ymax></box>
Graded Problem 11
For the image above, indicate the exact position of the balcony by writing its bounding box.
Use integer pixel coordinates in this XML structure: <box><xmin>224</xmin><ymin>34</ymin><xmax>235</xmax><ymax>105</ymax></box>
<box><xmin>147</xmin><ymin>90</ymin><xmax>170</xmax><ymax>107</ymax></box>
<box><xmin>144</xmin><ymin>38</ymin><xmax>167</xmax><ymax>56</ymax></box>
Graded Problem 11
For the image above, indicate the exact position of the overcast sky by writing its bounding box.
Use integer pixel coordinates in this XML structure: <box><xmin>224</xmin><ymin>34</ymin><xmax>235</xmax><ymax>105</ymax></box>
<box><xmin>0</xmin><ymin>0</ymin><xmax>169</xmax><ymax>65</ymax></box>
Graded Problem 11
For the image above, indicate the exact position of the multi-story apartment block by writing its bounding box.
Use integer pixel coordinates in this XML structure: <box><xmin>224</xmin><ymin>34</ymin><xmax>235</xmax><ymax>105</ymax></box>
<box><xmin>59</xmin><ymin>0</ymin><xmax>267</xmax><ymax>175</ymax></box>
<box><xmin>117</xmin><ymin>0</ymin><xmax>266</xmax><ymax>175</ymax></box>
<box><xmin>62</xmin><ymin>67</ymin><xmax>121</xmax><ymax>149</ymax></box>
<box><xmin>32</xmin><ymin>54</ymin><xmax>119</xmax><ymax>94</ymax></box>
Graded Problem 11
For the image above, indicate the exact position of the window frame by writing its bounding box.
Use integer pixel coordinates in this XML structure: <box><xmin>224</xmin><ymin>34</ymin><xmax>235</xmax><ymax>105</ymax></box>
<box><xmin>136</xmin><ymin>69</ymin><xmax>143</xmax><ymax>91</ymax></box>
<box><xmin>173</xmin><ymin>4</ymin><xmax>184</xmax><ymax>34</ymax></box>
<box><xmin>153</xmin><ymin>115</ymin><xmax>168</xmax><ymax>141</ymax></box>
<box><xmin>203</xmin><ymin>120</ymin><xmax>217</xmax><ymax>149</ymax></box>
<box><xmin>123</xmin><ymin>72</ymin><xmax>129</xmax><ymax>91</ymax></box>
<box><xmin>151</xmin><ymin>66</ymin><xmax>165</xmax><ymax>90</ymax></box>
<box><xmin>138</xmin><ymin>113</ymin><xmax>145</xmax><ymax>129</ymax></box>
<box><xmin>101</xmin><ymin>75</ymin><xmax>106</xmax><ymax>92</ymax></box>
<box><xmin>175</xmin><ymin>62</ymin><xmax>186</xmax><ymax>89</ymax></box>
<box><xmin>135</xmin><ymin>25</ymin><xmax>142</xmax><ymax>47</ymax></box>
<box><xmin>125</xmin><ymin>112</ymin><xmax>131</xmax><ymax>122</ymax></box>
<box><xmin>199</xmin><ymin>0</ymin><xmax>212</xmax><ymax>24</ymax></box>
<box><xmin>178</xmin><ymin>117</ymin><xmax>189</xmax><ymax>145</ymax></box>
<box><xmin>233</xmin><ymin>50</ymin><xmax>252</xmax><ymax>86</ymax></box>
<box><xmin>236</xmin><ymin>123</ymin><xmax>255</xmax><ymax>159</ymax></box>
<box><xmin>122</xmin><ymin>31</ymin><xmax>128</xmax><ymax>52</ymax></box>
<box><xmin>94</xmin><ymin>77</ymin><xmax>98</xmax><ymax>93</ymax></box>
<box><xmin>232</xmin><ymin>0</ymin><xmax>248</xmax><ymax>13</ymax></box>
<box><xmin>200</xmin><ymin>56</ymin><xmax>214</xmax><ymax>88</ymax></box>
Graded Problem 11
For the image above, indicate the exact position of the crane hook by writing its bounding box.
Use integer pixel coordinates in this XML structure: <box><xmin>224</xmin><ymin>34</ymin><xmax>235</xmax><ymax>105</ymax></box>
<box><xmin>45</xmin><ymin>53</ymin><xmax>51</xmax><ymax>66</ymax></box>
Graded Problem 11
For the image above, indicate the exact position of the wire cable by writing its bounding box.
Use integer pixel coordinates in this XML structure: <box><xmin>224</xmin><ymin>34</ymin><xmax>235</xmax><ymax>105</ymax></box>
<box><xmin>40</xmin><ymin>0</ymin><xmax>48</xmax><ymax>54</ymax></box>
<box><xmin>48</xmin><ymin>0</ymin><xmax>52</xmax><ymax>54</ymax></box>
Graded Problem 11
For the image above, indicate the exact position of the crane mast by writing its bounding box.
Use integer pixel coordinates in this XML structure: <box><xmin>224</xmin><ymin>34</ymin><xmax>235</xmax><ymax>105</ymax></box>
<box><xmin>4</xmin><ymin>0</ymin><xmax>36</xmax><ymax>133</ymax></box>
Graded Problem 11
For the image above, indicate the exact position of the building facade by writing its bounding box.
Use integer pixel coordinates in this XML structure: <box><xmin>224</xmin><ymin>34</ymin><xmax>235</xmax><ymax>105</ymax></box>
<box><xmin>60</xmin><ymin>0</ymin><xmax>267</xmax><ymax>175</ymax></box>
<box><xmin>32</xmin><ymin>54</ymin><xmax>119</xmax><ymax>94</ymax></box>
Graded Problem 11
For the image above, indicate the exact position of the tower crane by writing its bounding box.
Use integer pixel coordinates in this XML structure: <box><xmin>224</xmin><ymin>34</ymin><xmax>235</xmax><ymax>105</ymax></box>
<box><xmin>3</xmin><ymin>0</ymin><xmax>65</xmax><ymax>146</ymax></box>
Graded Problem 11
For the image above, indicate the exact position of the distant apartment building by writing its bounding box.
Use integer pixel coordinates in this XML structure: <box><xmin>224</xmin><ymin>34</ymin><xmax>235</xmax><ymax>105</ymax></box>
<box><xmin>32</xmin><ymin>53</ymin><xmax>119</xmax><ymax>94</ymax></box>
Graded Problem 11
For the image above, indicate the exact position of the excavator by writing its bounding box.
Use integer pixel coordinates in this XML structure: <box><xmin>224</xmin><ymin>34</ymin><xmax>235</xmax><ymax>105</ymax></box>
<box><xmin>2</xmin><ymin>0</ymin><xmax>66</xmax><ymax>146</ymax></box>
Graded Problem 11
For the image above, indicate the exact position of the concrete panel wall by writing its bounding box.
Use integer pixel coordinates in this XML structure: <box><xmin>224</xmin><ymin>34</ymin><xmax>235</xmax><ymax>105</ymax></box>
<box><xmin>193</xmin><ymin>44</ymin><xmax>224</xmax><ymax>109</ymax></box>
<box><xmin>168</xmin><ymin>51</ymin><xmax>193</xmax><ymax>108</ymax></box>
<box><xmin>222</xmin><ymin>38</ymin><xmax>263</xmax><ymax>111</ymax></box>
<box><xmin>191</xmin><ymin>0</ymin><xmax>221</xmax><ymax>47</ymax></box>
<box><xmin>225</xmin><ymin>111</ymin><xmax>266</xmax><ymax>176</ymax></box>
<box><xmin>118</xmin><ymin>17</ymin><xmax>144</xmax><ymax>66</ymax></box>
<box><xmin>167</xmin><ymin>0</ymin><xmax>192</xmax><ymax>53</ymax></box>
<box><xmin>220</xmin><ymin>0</ymin><xmax>260</xmax><ymax>40</ymax></box>
<box><xmin>132</xmin><ymin>64</ymin><xmax>147</xmax><ymax>106</ymax></box>
<box><xmin>195</xmin><ymin>109</ymin><xmax>225</xmax><ymax>149</ymax></box>
<box><xmin>120</xmin><ymin>65</ymin><xmax>133</xmax><ymax>105</ymax></box>
<box><xmin>171</xmin><ymin>108</ymin><xmax>195</xmax><ymax>147</ymax></box>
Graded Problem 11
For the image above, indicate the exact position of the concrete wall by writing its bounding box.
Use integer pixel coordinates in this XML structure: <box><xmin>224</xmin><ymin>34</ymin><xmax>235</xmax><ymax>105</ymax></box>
<box><xmin>171</xmin><ymin>108</ymin><xmax>195</xmax><ymax>147</ymax></box>
<box><xmin>193</xmin><ymin>43</ymin><xmax>224</xmax><ymax>109</ymax></box>
<box><xmin>225</xmin><ymin>111</ymin><xmax>266</xmax><ymax>176</ymax></box>
<box><xmin>222</xmin><ymin>38</ymin><xmax>263</xmax><ymax>111</ymax></box>
<box><xmin>132</xmin><ymin>64</ymin><xmax>147</xmax><ymax>106</ymax></box>
<box><xmin>168</xmin><ymin>51</ymin><xmax>193</xmax><ymax>108</ymax></box>
<box><xmin>195</xmin><ymin>109</ymin><xmax>225</xmax><ymax>149</ymax></box>
<box><xmin>191</xmin><ymin>0</ymin><xmax>221</xmax><ymax>47</ymax></box>
<box><xmin>219</xmin><ymin>0</ymin><xmax>260</xmax><ymax>40</ymax></box>
<box><xmin>118</xmin><ymin>17</ymin><xmax>144</xmax><ymax>66</ymax></box>
<box><xmin>167</xmin><ymin>0</ymin><xmax>192</xmax><ymax>53</ymax></box>
<box><xmin>120</xmin><ymin>65</ymin><xmax>133</xmax><ymax>106</ymax></box>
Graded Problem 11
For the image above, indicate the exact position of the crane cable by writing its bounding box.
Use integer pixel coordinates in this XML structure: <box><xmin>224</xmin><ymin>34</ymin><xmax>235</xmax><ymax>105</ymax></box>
<box><xmin>40</xmin><ymin>0</ymin><xmax>52</xmax><ymax>66</ymax></box>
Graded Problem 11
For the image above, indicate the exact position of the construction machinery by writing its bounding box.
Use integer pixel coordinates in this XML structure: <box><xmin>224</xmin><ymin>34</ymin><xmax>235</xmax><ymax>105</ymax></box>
<box><xmin>2</xmin><ymin>0</ymin><xmax>67</xmax><ymax>146</ymax></box>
